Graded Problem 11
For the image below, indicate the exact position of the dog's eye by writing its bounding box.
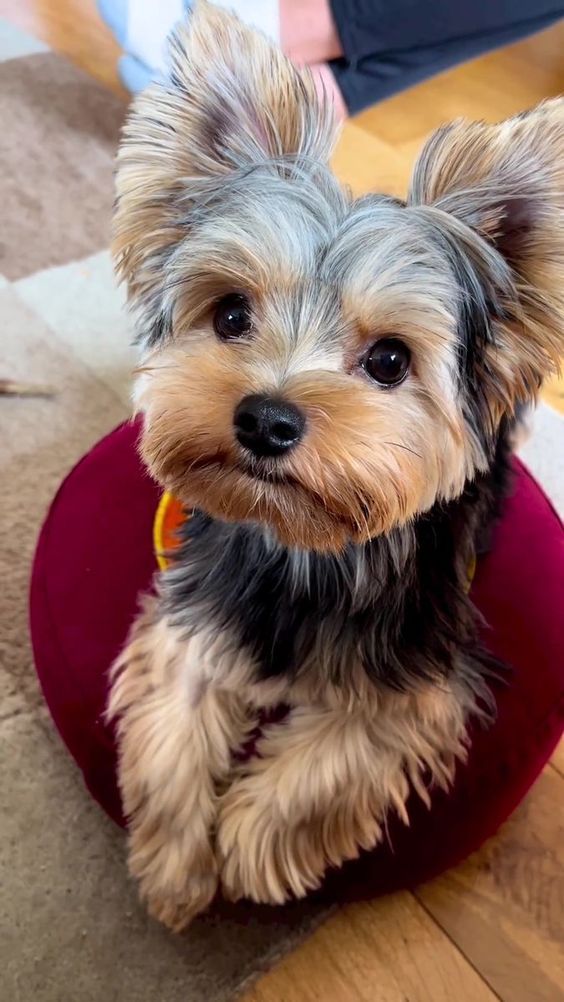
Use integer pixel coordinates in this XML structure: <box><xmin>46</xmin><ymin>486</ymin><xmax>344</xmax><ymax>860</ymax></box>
<box><xmin>213</xmin><ymin>294</ymin><xmax>252</xmax><ymax>340</ymax></box>
<box><xmin>363</xmin><ymin>338</ymin><xmax>411</xmax><ymax>387</ymax></box>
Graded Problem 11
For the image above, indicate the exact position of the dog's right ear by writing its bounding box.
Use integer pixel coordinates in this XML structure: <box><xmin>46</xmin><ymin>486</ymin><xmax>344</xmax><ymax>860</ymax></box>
<box><xmin>113</xmin><ymin>0</ymin><xmax>336</xmax><ymax>340</ymax></box>
<box><xmin>408</xmin><ymin>100</ymin><xmax>564</xmax><ymax>412</ymax></box>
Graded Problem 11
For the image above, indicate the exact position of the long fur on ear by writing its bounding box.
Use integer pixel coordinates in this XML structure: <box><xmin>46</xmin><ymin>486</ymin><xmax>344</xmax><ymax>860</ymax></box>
<box><xmin>113</xmin><ymin>0</ymin><xmax>337</xmax><ymax>343</ymax></box>
<box><xmin>408</xmin><ymin>100</ymin><xmax>564</xmax><ymax>411</ymax></box>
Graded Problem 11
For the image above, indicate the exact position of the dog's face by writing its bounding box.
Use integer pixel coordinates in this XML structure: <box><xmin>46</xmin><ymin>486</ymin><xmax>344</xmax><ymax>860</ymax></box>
<box><xmin>114</xmin><ymin>2</ymin><xmax>564</xmax><ymax>551</ymax></box>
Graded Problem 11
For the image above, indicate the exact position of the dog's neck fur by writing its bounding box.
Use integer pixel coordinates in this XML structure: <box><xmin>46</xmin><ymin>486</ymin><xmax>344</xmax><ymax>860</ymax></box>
<box><xmin>162</xmin><ymin>429</ymin><xmax>511</xmax><ymax>693</ymax></box>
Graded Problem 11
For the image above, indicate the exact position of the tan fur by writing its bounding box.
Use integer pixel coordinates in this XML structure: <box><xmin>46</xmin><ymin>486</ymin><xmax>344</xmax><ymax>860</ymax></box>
<box><xmin>126</xmin><ymin>97</ymin><xmax>564</xmax><ymax>554</ymax></box>
<box><xmin>218</xmin><ymin>684</ymin><xmax>471</xmax><ymax>904</ymax></box>
<box><xmin>136</xmin><ymin>301</ymin><xmax>469</xmax><ymax>551</ymax></box>
<box><xmin>109</xmin><ymin>2</ymin><xmax>564</xmax><ymax>932</ymax></box>
<box><xmin>108</xmin><ymin>600</ymin><xmax>252</xmax><ymax>930</ymax></box>
<box><xmin>135</xmin><ymin>352</ymin><xmax>468</xmax><ymax>553</ymax></box>
<box><xmin>410</xmin><ymin>101</ymin><xmax>564</xmax><ymax>409</ymax></box>
<box><xmin>113</xmin><ymin>0</ymin><xmax>337</xmax><ymax>320</ymax></box>
<box><xmin>109</xmin><ymin>603</ymin><xmax>474</xmax><ymax>926</ymax></box>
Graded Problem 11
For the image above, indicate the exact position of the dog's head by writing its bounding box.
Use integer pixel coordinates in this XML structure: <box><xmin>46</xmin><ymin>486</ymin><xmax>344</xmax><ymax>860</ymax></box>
<box><xmin>114</xmin><ymin>1</ymin><xmax>564</xmax><ymax>551</ymax></box>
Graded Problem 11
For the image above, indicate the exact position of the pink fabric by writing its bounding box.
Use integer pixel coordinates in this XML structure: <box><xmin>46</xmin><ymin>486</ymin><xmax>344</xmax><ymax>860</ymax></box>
<box><xmin>29</xmin><ymin>419</ymin><xmax>564</xmax><ymax>897</ymax></box>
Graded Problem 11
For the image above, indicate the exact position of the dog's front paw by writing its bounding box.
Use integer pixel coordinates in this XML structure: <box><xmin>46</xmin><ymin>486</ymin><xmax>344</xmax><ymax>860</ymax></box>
<box><xmin>130</xmin><ymin>833</ymin><xmax>218</xmax><ymax>932</ymax></box>
<box><xmin>217</xmin><ymin>777</ymin><xmax>323</xmax><ymax>906</ymax></box>
<box><xmin>143</xmin><ymin>871</ymin><xmax>218</xmax><ymax>932</ymax></box>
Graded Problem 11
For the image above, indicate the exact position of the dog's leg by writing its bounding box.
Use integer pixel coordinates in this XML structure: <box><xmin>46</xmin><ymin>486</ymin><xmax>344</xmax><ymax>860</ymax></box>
<box><xmin>218</xmin><ymin>688</ymin><xmax>469</xmax><ymax>905</ymax></box>
<box><xmin>108</xmin><ymin>602</ymin><xmax>250</xmax><ymax>931</ymax></box>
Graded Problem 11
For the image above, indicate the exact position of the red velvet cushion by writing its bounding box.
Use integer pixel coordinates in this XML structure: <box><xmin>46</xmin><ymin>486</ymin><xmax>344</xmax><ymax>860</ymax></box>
<box><xmin>29</xmin><ymin>419</ymin><xmax>564</xmax><ymax>897</ymax></box>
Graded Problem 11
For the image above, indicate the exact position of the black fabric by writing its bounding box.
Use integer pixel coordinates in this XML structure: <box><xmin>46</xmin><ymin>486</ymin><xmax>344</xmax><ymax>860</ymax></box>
<box><xmin>328</xmin><ymin>1</ymin><xmax>564</xmax><ymax>114</ymax></box>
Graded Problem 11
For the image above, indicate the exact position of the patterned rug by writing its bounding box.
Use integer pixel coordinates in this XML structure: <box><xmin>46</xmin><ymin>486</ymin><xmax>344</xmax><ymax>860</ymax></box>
<box><xmin>0</xmin><ymin>19</ymin><xmax>330</xmax><ymax>1002</ymax></box>
<box><xmin>1</xmin><ymin>17</ymin><xmax>562</xmax><ymax>1002</ymax></box>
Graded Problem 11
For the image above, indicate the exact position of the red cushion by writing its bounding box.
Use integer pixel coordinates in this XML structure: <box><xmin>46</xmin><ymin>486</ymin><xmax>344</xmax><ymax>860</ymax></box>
<box><xmin>29</xmin><ymin>419</ymin><xmax>564</xmax><ymax>897</ymax></box>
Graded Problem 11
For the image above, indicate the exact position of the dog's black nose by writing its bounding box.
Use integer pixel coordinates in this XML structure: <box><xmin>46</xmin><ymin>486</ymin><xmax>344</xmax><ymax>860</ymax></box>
<box><xmin>234</xmin><ymin>394</ymin><xmax>305</xmax><ymax>458</ymax></box>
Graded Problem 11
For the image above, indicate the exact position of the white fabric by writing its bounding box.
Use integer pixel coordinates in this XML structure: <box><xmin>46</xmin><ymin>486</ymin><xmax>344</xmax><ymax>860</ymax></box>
<box><xmin>127</xmin><ymin>0</ymin><xmax>186</xmax><ymax>73</ymax></box>
<box><xmin>519</xmin><ymin>403</ymin><xmax>564</xmax><ymax>516</ymax></box>
<box><xmin>213</xmin><ymin>0</ymin><xmax>279</xmax><ymax>44</ymax></box>
<box><xmin>126</xmin><ymin>0</ymin><xmax>279</xmax><ymax>75</ymax></box>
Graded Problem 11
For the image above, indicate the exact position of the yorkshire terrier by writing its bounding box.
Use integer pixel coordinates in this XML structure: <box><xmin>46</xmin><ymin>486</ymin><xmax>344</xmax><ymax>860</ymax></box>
<box><xmin>108</xmin><ymin>1</ymin><xmax>564</xmax><ymax>931</ymax></box>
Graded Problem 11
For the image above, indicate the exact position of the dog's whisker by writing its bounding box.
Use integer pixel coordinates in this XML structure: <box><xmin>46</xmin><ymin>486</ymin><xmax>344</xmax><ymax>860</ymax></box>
<box><xmin>133</xmin><ymin>363</ymin><xmax>179</xmax><ymax>376</ymax></box>
<box><xmin>384</xmin><ymin>441</ymin><xmax>423</xmax><ymax>459</ymax></box>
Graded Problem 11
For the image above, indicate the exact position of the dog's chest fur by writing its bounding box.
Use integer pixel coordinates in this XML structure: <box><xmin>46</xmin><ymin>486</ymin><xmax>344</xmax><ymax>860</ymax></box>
<box><xmin>162</xmin><ymin>436</ymin><xmax>510</xmax><ymax>694</ymax></box>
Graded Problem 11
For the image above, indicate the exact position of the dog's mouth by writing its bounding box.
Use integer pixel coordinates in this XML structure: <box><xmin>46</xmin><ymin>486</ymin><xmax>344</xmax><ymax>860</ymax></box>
<box><xmin>186</xmin><ymin>451</ymin><xmax>298</xmax><ymax>488</ymax></box>
<box><xmin>182</xmin><ymin>451</ymin><xmax>360</xmax><ymax>535</ymax></box>
<box><xmin>238</xmin><ymin>458</ymin><xmax>301</xmax><ymax>488</ymax></box>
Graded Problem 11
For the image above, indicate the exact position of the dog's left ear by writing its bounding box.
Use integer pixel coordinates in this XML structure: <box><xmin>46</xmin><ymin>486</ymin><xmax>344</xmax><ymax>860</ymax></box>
<box><xmin>114</xmin><ymin>1</ymin><xmax>337</xmax><ymax>345</ymax></box>
<box><xmin>409</xmin><ymin>100</ymin><xmax>564</xmax><ymax>405</ymax></box>
<box><xmin>162</xmin><ymin>0</ymin><xmax>337</xmax><ymax>173</ymax></box>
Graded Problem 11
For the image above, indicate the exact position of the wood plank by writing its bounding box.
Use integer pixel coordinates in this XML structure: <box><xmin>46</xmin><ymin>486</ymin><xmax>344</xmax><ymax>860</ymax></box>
<box><xmin>331</xmin><ymin>121</ymin><xmax>411</xmax><ymax>197</ymax></box>
<box><xmin>416</xmin><ymin>767</ymin><xmax>564</xmax><ymax>1002</ymax></box>
<box><xmin>550</xmin><ymin>738</ymin><xmax>564</xmax><ymax>778</ymax></box>
<box><xmin>488</xmin><ymin>45</ymin><xmax>564</xmax><ymax>98</ymax></box>
<box><xmin>503</xmin><ymin>22</ymin><xmax>564</xmax><ymax>73</ymax></box>
<box><xmin>0</xmin><ymin>0</ymin><xmax>127</xmax><ymax>97</ymax></box>
<box><xmin>354</xmin><ymin>21</ymin><xmax>564</xmax><ymax>145</ymax></box>
<box><xmin>245</xmin><ymin>892</ymin><xmax>497</xmax><ymax>1002</ymax></box>
<box><xmin>541</xmin><ymin>377</ymin><xmax>564</xmax><ymax>417</ymax></box>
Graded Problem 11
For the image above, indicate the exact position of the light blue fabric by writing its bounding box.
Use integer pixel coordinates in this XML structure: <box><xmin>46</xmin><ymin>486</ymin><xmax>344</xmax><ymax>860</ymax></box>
<box><xmin>97</xmin><ymin>0</ymin><xmax>193</xmax><ymax>92</ymax></box>
<box><xmin>118</xmin><ymin>53</ymin><xmax>153</xmax><ymax>92</ymax></box>
<box><xmin>0</xmin><ymin>16</ymin><xmax>48</xmax><ymax>60</ymax></box>
<box><xmin>97</xmin><ymin>0</ymin><xmax>128</xmax><ymax>47</ymax></box>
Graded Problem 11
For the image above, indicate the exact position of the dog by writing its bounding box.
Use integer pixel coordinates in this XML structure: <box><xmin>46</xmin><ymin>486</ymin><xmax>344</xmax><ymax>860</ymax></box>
<box><xmin>108</xmin><ymin>0</ymin><xmax>564</xmax><ymax>931</ymax></box>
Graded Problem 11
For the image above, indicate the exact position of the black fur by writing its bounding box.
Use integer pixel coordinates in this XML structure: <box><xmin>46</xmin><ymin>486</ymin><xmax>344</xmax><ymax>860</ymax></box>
<box><xmin>427</xmin><ymin>218</ymin><xmax>519</xmax><ymax>454</ymax></box>
<box><xmin>162</xmin><ymin>432</ymin><xmax>511</xmax><ymax>693</ymax></box>
<box><xmin>158</xmin><ymin>231</ymin><xmax>516</xmax><ymax>694</ymax></box>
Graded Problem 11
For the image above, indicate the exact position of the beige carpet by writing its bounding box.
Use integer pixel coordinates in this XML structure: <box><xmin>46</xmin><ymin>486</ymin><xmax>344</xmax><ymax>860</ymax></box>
<box><xmin>1</xmin><ymin>17</ymin><xmax>562</xmax><ymax>1002</ymax></box>
<box><xmin>0</xmin><ymin>20</ymin><xmax>328</xmax><ymax>1002</ymax></box>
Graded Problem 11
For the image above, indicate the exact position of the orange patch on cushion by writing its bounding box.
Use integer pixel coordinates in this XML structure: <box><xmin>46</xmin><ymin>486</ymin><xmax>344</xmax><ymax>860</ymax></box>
<box><xmin>153</xmin><ymin>492</ymin><xmax>186</xmax><ymax>569</ymax></box>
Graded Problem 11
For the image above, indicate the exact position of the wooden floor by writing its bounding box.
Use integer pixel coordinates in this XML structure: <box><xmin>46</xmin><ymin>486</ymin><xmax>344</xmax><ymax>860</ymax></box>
<box><xmin>2</xmin><ymin>3</ymin><xmax>562</xmax><ymax>999</ymax></box>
